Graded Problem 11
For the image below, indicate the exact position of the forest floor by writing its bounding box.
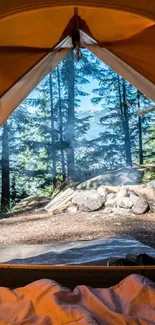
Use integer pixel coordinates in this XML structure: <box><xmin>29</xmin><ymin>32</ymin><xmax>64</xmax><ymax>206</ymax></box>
<box><xmin>0</xmin><ymin>210</ymin><xmax>155</xmax><ymax>248</ymax></box>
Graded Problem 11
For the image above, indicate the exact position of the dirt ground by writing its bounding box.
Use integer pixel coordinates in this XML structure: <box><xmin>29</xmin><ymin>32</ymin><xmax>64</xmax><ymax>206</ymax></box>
<box><xmin>0</xmin><ymin>210</ymin><xmax>155</xmax><ymax>248</ymax></box>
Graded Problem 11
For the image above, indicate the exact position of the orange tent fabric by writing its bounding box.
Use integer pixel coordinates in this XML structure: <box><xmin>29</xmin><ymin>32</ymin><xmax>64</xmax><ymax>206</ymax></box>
<box><xmin>0</xmin><ymin>0</ymin><xmax>155</xmax><ymax>124</ymax></box>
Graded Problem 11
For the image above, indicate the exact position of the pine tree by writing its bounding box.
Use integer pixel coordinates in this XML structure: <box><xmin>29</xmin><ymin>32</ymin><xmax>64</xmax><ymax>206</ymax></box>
<box><xmin>137</xmin><ymin>91</ymin><xmax>143</xmax><ymax>164</ymax></box>
<box><xmin>49</xmin><ymin>73</ymin><xmax>57</xmax><ymax>176</ymax></box>
<box><xmin>59</xmin><ymin>49</ymin><xmax>99</xmax><ymax>178</ymax></box>
<box><xmin>65</xmin><ymin>55</ymin><xmax>75</xmax><ymax>178</ymax></box>
<box><xmin>1</xmin><ymin>121</ymin><xmax>10</xmax><ymax>210</ymax></box>
<box><xmin>91</xmin><ymin>67</ymin><xmax>127</xmax><ymax>168</ymax></box>
<box><xmin>56</xmin><ymin>66</ymin><xmax>66</xmax><ymax>179</ymax></box>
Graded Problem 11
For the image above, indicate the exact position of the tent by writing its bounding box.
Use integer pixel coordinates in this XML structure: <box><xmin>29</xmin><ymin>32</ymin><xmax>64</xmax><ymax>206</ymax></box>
<box><xmin>1</xmin><ymin>0</ymin><xmax>155</xmax><ymax>125</ymax></box>
<box><xmin>0</xmin><ymin>1</ymin><xmax>155</xmax><ymax>287</ymax></box>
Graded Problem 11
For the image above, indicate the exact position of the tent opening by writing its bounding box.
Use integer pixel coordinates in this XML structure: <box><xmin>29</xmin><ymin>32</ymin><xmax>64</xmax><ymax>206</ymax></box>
<box><xmin>0</xmin><ymin>48</ymin><xmax>155</xmax><ymax>256</ymax></box>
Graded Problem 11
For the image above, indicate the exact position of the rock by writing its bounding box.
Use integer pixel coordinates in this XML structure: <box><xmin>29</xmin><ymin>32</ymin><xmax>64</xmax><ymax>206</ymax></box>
<box><xmin>149</xmin><ymin>202</ymin><xmax>155</xmax><ymax>213</ymax></box>
<box><xmin>107</xmin><ymin>193</ymin><xmax>116</xmax><ymax>200</ymax></box>
<box><xmin>103</xmin><ymin>207</ymin><xmax>113</xmax><ymax>214</ymax></box>
<box><xmin>67</xmin><ymin>205</ymin><xmax>78</xmax><ymax>213</ymax></box>
<box><xmin>76</xmin><ymin>167</ymin><xmax>143</xmax><ymax>190</ymax></box>
<box><xmin>117</xmin><ymin>197</ymin><xmax>133</xmax><ymax>209</ymax></box>
<box><xmin>146</xmin><ymin>180</ymin><xmax>155</xmax><ymax>188</ymax></box>
<box><xmin>116</xmin><ymin>187</ymin><xmax>128</xmax><ymax>199</ymax></box>
<box><xmin>129</xmin><ymin>193</ymin><xmax>139</xmax><ymax>204</ymax></box>
<box><xmin>105</xmin><ymin>198</ymin><xmax>116</xmax><ymax>208</ymax></box>
<box><xmin>128</xmin><ymin>190</ymin><xmax>139</xmax><ymax>196</ymax></box>
<box><xmin>98</xmin><ymin>184</ymin><xmax>155</xmax><ymax>214</ymax></box>
<box><xmin>111</xmin><ymin>175</ymin><xmax>133</xmax><ymax>186</ymax></box>
<box><xmin>126</xmin><ymin>185</ymin><xmax>155</xmax><ymax>202</ymax></box>
<box><xmin>72</xmin><ymin>190</ymin><xmax>105</xmax><ymax>212</ymax></box>
<box><xmin>106</xmin><ymin>186</ymin><xmax>118</xmax><ymax>193</ymax></box>
<box><xmin>127</xmin><ymin>168</ymin><xmax>144</xmax><ymax>183</ymax></box>
<box><xmin>132</xmin><ymin>196</ymin><xmax>149</xmax><ymax>214</ymax></box>
<box><xmin>97</xmin><ymin>186</ymin><xmax>108</xmax><ymax>198</ymax></box>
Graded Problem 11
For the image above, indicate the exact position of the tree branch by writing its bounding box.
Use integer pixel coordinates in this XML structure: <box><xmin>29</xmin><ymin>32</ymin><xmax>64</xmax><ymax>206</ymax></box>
<box><xmin>126</xmin><ymin>101</ymin><xmax>155</xmax><ymax>116</ymax></box>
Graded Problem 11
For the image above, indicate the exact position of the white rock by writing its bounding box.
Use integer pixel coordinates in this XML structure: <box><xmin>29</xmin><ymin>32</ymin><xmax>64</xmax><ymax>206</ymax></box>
<box><xmin>103</xmin><ymin>207</ymin><xmax>113</xmax><ymax>214</ymax></box>
<box><xmin>116</xmin><ymin>186</ymin><xmax>128</xmax><ymax>199</ymax></box>
<box><xmin>67</xmin><ymin>205</ymin><xmax>78</xmax><ymax>213</ymax></box>
<box><xmin>149</xmin><ymin>201</ymin><xmax>155</xmax><ymax>212</ymax></box>
<box><xmin>97</xmin><ymin>186</ymin><xmax>108</xmax><ymax>198</ymax></box>
<box><xmin>72</xmin><ymin>190</ymin><xmax>106</xmax><ymax>212</ymax></box>
<box><xmin>105</xmin><ymin>198</ymin><xmax>116</xmax><ymax>208</ymax></box>
<box><xmin>129</xmin><ymin>193</ymin><xmax>139</xmax><ymax>204</ymax></box>
<box><xmin>132</xmin><ymin>196</ymin><xmax>149</xmax><ymax>214</ymax></box>
<box><xmin>107</xmin><ymin>193</ymin><xmax>116</xmax><ymax>200</ymax></box>
<box><xmin>117</xmin><ymin>197</ymin><xmax>133</xmax><ymax>209</ymax></box>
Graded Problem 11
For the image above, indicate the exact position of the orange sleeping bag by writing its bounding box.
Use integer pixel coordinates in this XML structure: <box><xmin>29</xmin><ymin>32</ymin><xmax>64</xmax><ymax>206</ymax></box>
<box><xmin>0</xmin><ymin>274</ymin><xmax>154</xmax><ymax>324</ymax></box>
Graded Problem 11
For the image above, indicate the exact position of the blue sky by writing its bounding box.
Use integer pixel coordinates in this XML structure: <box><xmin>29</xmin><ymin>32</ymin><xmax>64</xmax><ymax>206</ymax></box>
<box><xmin>76</xmin><ymin>78</ymin><xmax>103</xmax><ymax>113</ymax></box>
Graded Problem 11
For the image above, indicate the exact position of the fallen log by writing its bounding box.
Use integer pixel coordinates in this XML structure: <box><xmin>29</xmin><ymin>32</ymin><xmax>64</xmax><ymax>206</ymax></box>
<box><xmin>139</xmin><ymin>164</ymin><xmax>155</xmax><ymax>169</ymax></box>
<box><xmin>44</xmin><ymin>188</ymin><xmax>74</xmax><ymax>213</ymax></box>
<box><xmin>52</xmin><ymin>201</ymin><xmax>71</xmax><ymax>215</ymax></box>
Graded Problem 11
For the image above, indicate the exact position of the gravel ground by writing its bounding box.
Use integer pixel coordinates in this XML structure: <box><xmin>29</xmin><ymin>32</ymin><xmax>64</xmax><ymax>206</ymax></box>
<box><xmin>0</xmin><ymin>210</ymin><xmax>155</xmax><ymax>248</ymax></box>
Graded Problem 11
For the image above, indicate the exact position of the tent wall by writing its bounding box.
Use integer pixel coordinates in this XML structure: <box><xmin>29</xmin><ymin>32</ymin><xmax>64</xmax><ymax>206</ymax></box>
<box><xmin>0</xmin><ymin>49</ymin><xmax>70</xmax><ymax>125</ymax></box>
<box><xmin>0</xmin><ymin>265</ymin><xmax>155</xmax><ymax>289</ymax></box>
<box><xmin>86</xmin><ymin>44</ymin><xmax>155</xmax><ymax>103</ymax></box>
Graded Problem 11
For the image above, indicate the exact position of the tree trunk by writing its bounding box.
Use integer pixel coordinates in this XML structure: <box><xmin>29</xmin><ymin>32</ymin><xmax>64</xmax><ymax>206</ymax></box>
<box><xmin>65</xmin><ymin>54</ymin><xmax>75</xmax><ymax>178</ymax></box>
<box><xmin>1</xmin><ymin>122</ymin><xmax>10</xmax><ymax>210</ymax></box>
<box><xmin>11</xmin><ymin>174</ymin><xmax>16</xmax><ymax>203</ymax></box>
<box><xmin>49</xmin><ymin>73</ymin><xmax>57</xmax><ymax>176</ymax></box>
<box><xmin>122</xmin><ymin>79</ymin><xmax>132</xmax><ymax>166</ymax></box>
<box><xmin>137</xmin><ymin>90</ymin><xmax>143</xmax><ymax>165</ymax></box>
<box><xmin>117</xmin><ymin>75</ymin><xmax>123</xmax><ymax>118</ymax></box>
<box><xmin>57</xmin><ymin>66</ymin><xmax>66</xmax><ymax>179</ymax></box>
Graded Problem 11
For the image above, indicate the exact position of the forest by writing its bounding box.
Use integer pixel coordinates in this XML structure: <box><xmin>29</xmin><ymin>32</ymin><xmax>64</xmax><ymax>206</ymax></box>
<box><xmin>0</xmin><ymin>49</ymin><xmax>155</xmax><ymax>212</ymax></box>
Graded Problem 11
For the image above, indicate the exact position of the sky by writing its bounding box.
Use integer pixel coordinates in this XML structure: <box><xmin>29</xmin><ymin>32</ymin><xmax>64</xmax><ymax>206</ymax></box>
<box><xmin>75</xmin><ymin>77</ymin><xmax>106</xmax><ymax>140</ymax></box>
<box><xmin>76</xmin><ymin>78</ymin><xmax>103</xmax><ymax>113</ymax></box>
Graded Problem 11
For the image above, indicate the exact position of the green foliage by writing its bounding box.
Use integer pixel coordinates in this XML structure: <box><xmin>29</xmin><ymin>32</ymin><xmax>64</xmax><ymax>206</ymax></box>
<box><xmin>141</xmin><ymin>170</ymin><xmax>155</xmax><ymax>184</ymax></box>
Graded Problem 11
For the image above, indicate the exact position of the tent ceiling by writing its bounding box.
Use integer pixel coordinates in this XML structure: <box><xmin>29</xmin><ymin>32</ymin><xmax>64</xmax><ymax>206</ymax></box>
<box><xmin>0</xmin><ymin>8</ymin><xmax>152</xmax><ymax>48</ymax></box>
<box><xmin>0</xmin><ymin>8</ymin><xmax>74</xmax><ymax>48</ymax></box>
<box><xmin>1</xmin><ymin>1</ymin><xmax>155</xmax><ymax>20</ymax></box>
<box><xmin>0</xmin><ymin>1</ymin><xmax>155</xmax><ymax>125</ymax></box>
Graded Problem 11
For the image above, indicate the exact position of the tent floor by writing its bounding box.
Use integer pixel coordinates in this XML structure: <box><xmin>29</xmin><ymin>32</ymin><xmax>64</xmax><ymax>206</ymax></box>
<box><xmin>0</xmin><ymin>237</ymin><xmax>155</xmax><ymax>265</ymax></box>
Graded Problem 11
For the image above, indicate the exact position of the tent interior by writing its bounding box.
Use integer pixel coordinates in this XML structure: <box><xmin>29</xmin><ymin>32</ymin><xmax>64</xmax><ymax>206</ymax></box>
<box><xmin>1</xmin><ymin>0</ymin><xmax>155</xmax><ymax>290</ymax></box>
